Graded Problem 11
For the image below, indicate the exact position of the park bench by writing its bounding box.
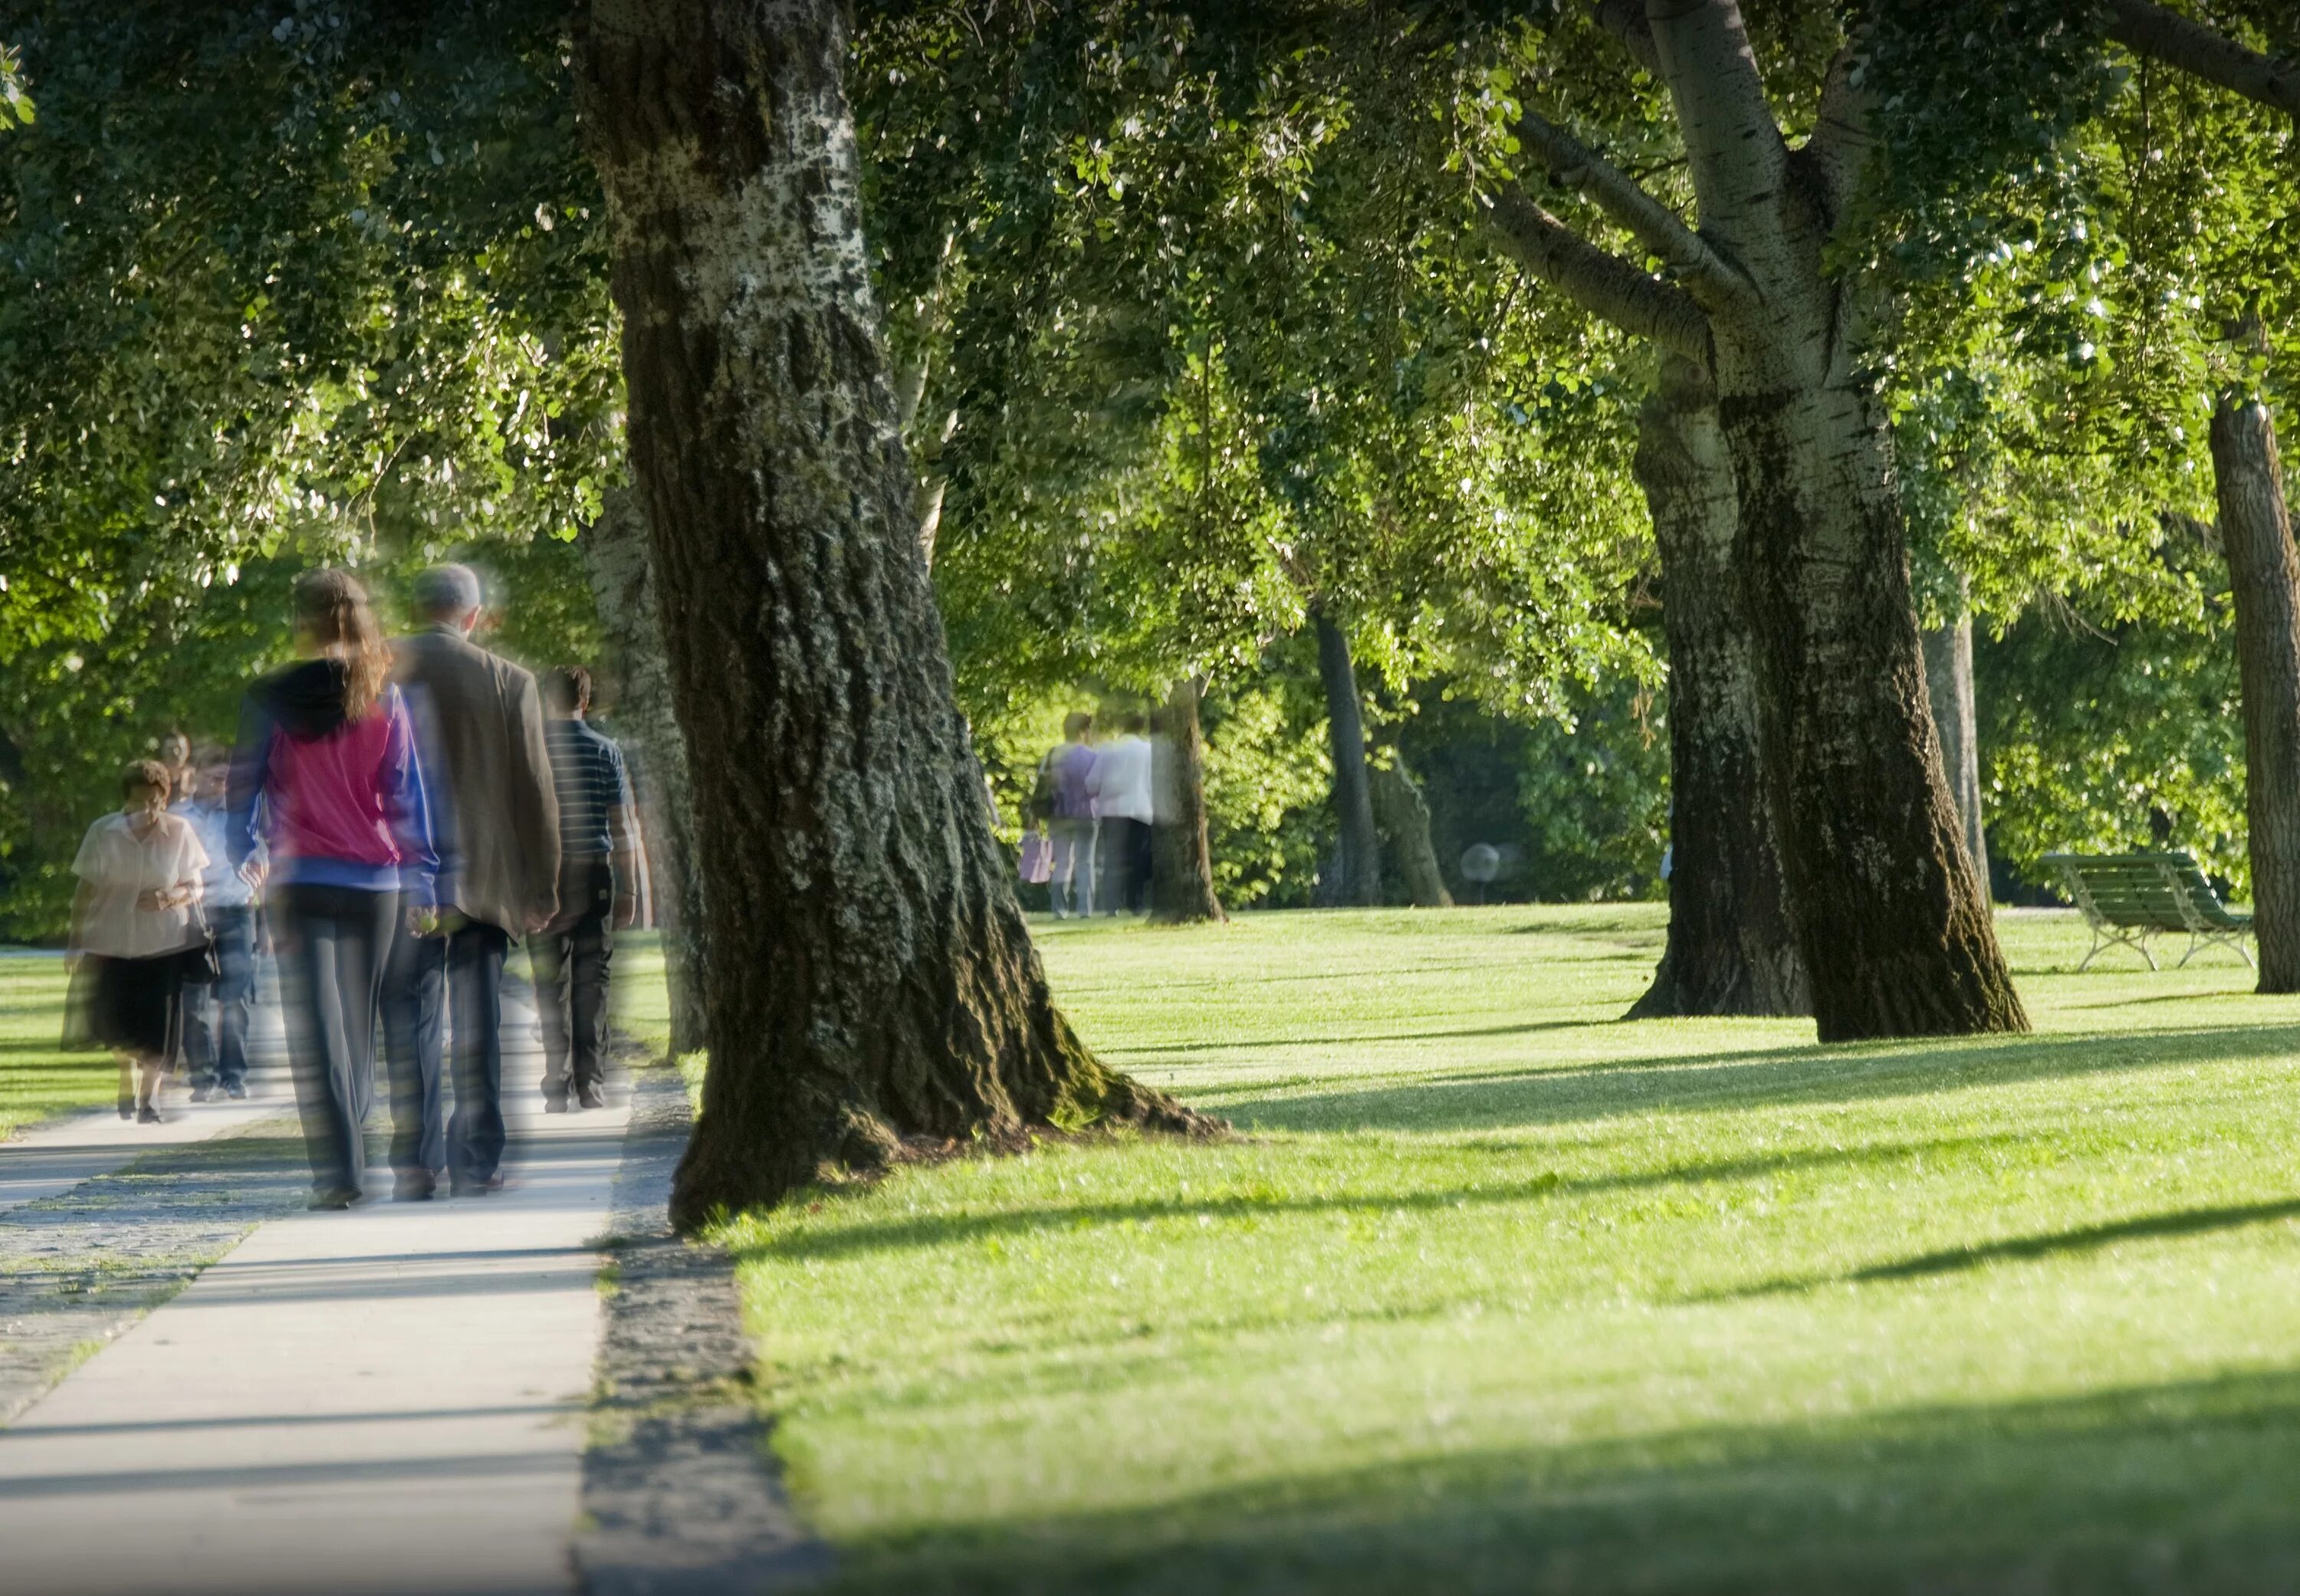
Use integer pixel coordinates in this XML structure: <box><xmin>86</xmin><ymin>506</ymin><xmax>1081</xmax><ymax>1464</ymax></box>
<box><xmin>2039</xmin><ymin>851</ymin><xmax>2254</xmax><ymax>972</ymax></box>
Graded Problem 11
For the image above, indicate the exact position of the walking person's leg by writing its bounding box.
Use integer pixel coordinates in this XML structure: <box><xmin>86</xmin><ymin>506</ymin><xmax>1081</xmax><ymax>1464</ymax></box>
<box><xmin>331</xmin><ymin>888</ymin><xmax>394</xmax><ymax>1187</ymax></box>
<box><xmin>1050</xmin><ymin>823</ymin><xmax>1078</xmax><ymax>917</ymax></box>
<box><xmin>569</xmin><ymin>857</ymin><xmax>614</xmax><ymax>1108</ymax></box>
<box><xmin>212</xmin><ymin>905</ymin><xmax>257</xmax><ymax>1096</ymax></box>
<box><xmin>531</xmin><ymin>898</ymin><xmax>577</xmax><ymax>1110</ymax></box>
<box><xmin>1129</xmin><ymin>819</ymin><xmax>1154</xmax><ymax>914</ymax></box>
<box><xmin>381</xmin><ymin>919</ymin><xmax>447</xmax><ymax>1194</ymax></box>
<box><xmin>446</xmin><ymin>921</ymin><xmax>511</xmax><ymax>1194</ymax></box>
<box><xmin>273</xmin><ymin>888</ymin><xmax>361</xmax><ymax>1204</ymax></box>
<box><xmin>181</xmin><ymin>967</ymin><xmax>219</xmax><ymax>1098</ymax></box>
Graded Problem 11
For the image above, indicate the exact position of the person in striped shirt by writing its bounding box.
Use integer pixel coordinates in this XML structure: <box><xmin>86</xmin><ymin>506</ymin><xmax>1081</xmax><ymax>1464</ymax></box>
<box><xmin>536</xmin><ymin>665</ymin><xmax>643</xmax><ymax>1111</ymax></box>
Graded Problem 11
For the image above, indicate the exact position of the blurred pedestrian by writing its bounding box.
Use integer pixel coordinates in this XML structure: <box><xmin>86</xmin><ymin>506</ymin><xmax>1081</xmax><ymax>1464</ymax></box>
<box><xmin>1088</xmin><ymin>709</ymin><xmax>1154</xmax><ymax>915</ymax></box>
<box><xmin>1036</xmin><ymin>711</ymin><xmax>1098</xmax><ymax>918</ymax></box>
<box><xmin>536</xmin><ymin>666</ymin><xmax>642</xmax><ymax>1112</ymax></box>
<box><xmin>231</xmin><ymin>569</ymin><xmax>435</xmax><ymax>1209</ymax></box>
<box><xmin>390</xmin><ymin>564</ymin><xmax>559</xmax><ymax>1198</ymax></box>
<box><xmin>174</xmin><ymin>747</ymin><xmax>264</xmax><ymax>1102</ymax></box>
<box><xmin>66</xmin><ymin>760</ymin><xmax>209</xmax><ymax>1124</ymax></box>
<box><xmin>156</xmin><ymin>730</ymin><xmax>196</xmax><ymax>804</ymax></box>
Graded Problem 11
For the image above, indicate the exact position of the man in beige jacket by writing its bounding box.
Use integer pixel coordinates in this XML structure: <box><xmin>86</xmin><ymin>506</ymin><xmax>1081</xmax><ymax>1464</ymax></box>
<box><xmin>383</xmin><ymin>565</ymin><xmax>559</xmax><ymax>1199</ymax></box>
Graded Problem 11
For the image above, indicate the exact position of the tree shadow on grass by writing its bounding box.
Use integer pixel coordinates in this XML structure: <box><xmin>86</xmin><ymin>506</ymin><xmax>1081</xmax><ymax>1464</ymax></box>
<box><xmin>817</xmin><ymin>1368</ymin><xmax>2300</xmax><ymax>1596</ymax></box>
<box><xmin>1216</xmin><ymin>1022</ymin><xmax>2300</xmax><ymax>1135</ymax></box>
<box><xmin>1700</xmin><ymin>1195</ymin><xmax>2300</xmax><ymax>1302</ymax></box>
<box><xmin>734</xmin><ymin>1129</ymin><xmax>2047</xmax><ymax>1268</ymax></box>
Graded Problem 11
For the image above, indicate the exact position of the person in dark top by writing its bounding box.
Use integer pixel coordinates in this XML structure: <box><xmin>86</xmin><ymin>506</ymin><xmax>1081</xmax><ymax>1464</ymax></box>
<box><xmin>535</xmin><ymin>666</ymin><xmax>642</xmax><ymax>1112</ymax></box>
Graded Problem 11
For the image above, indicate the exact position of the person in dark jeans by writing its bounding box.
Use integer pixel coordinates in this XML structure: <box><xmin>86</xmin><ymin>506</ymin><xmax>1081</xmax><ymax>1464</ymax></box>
<box><xmin>536</xmin><ymin>666</ymin><xmax>642</xmax><ymax>1111</ymax></box>
<box><xmin>389</xmin><ymin>565</ymin><xmax>560</xmax><ymax>1199</ymax></box>
<box><xmin>175</xmin><ymin>753</ymin><xmax>262</xmax><ymax>1100</ymax></box>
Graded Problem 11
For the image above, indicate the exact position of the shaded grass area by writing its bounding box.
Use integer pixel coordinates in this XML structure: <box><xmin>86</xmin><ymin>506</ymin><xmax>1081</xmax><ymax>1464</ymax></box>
<box><xmin>0</xmin><ymin>954</ymin><xmax>112</xmax><ymax>1141</ymax></box>
<box><xmin>711</xmin><ymin>906</ymin><xmax>2300</xmax><ymax>1593</ymax></box>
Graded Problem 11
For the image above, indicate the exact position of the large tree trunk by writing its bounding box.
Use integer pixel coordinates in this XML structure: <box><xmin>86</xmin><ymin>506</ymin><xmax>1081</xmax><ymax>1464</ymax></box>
<box><xmin>1651</xmin><ymin>0</ymin><xmax>2024</xmax><ymax>1041</ymax></box>
<box><xmin>580</xmin><ymin>486</ymin><xmax>708</xmax><ymax>1056</ymax></box>
<box><xmin>1313</xmin><ymin>611</ymin><xmax>1384</xmax><ymax>908</ymax></box>
<box><xmin>575</xmin><ymin>0</ymin><xmax>1208</xmax><ymax>1227</ymax></box>
<box><xmin>1921</xmin><ymin>587</ymin><xmax>1991</xmax><ymax>897</ymax></box>
<box><xmin>1369</xmin><ymin>747</ymin><xmax>1452</xmax><ymax>908</ymax></box>
<box><xmin>1626</xmin><ymin>358</ymin><xmax>1807</xmax><ymax>1019</ymax></box>
<box><xmin>2213</xmin><ymin>395</ymin><xmax>2300</xmax><ymax>992</ymax></box>
<box><xmin>1149</xmin><ymin>676</ymin><xmax>1224</xmax><ymax>924</ymax></box>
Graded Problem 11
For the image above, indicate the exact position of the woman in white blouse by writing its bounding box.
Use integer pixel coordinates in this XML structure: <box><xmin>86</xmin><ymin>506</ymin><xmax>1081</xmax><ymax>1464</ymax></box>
<box><xmin>66</xmin><ymin>760</ymin><xmax>209</xmax><ymax>1122</ymax></box>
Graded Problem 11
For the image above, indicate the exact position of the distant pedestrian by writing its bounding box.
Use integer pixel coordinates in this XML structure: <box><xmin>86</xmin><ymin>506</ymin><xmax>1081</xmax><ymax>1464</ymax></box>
<box><xmin>535</xmin><ymin>666</ymin><xmax>642</xmax><ymax>1112</ymax></box>
<box><xmin>389</xmin><ymin>564</ymin><xmax>559</xmax><ymax>1199</ymax></box>
<box><xmin>1035</xmin><ymin>712</ymin><xmax>1099</xmax><ymax>918</ymax></box>
<box><xmin>232</xmin><ymin>570</ymin><xmax>435</xmax><ymax>1209</ymax></box>
<box><xmin>156</xmin><ymin>729</ymin><xmax>197</xmax><ymax>804</ymax></box>
<box><xmin>173</xmin><ymin>748</ymin><xmax>264</xmax><ymax>1102</ymax></box>
<box><xmin>1088</xmin><ymin>710</ymin><xmax>1154</xmax><ymax>915</ymax></box>
<box><xmin>66</xmin><ymin>761</ymin><xmax>209</xmax><ymax>1124</ymax></box>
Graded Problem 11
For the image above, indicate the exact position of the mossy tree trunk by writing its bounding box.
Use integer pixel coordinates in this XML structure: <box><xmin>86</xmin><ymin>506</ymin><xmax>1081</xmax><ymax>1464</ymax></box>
<box><xmin>1150</xmin><ymin>676</ymin><xmax>1224</xmax><ymax>924</ymax></box>
<box><xmin>1313</xmin><ymin>610</ymin><xmax>1384</xmax><ymax>908</ymax></box>
<box><xmin>1627</xmin><ymin>357</ymin><xmax>1806</xmax><ymax>1018</ymax></box>
<box><xmin>580</xmin><ymin>486</ymin><xmax>709</xmax><ymax>1057</ymax></box>
<box><xmin>575</xmin><ymin>0</ymin><xmax>1208</xmax><ymax>1227</ymax></box>
<box><xmin>2213</xmin><ymin>394</ymin><xmax>2300</xmax><ymax>992</ymax></box>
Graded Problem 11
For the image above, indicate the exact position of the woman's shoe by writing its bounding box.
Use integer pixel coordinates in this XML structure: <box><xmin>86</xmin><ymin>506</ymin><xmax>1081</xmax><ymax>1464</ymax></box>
<box><xmin>307</xmin><ymin>1189</ymin><xmax>357</xmax><ymax>1210</ymax></box>
<box><xmin>136</xmin><ymin>1105</ymin><xmax>163</xmax><ymax>1125</ymax></box>
<box><xmin>117</xmin><ymin>1095</ymin><xmax>133</xmax><ymax>1120</ymax></box>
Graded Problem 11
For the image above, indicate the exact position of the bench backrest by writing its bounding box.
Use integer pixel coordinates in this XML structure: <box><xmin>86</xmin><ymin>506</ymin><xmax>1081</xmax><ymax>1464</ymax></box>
<box><xmin>2041</xmin><ymin>853</ymin><xmax>2197</xmax><ymax>931</ymax></box>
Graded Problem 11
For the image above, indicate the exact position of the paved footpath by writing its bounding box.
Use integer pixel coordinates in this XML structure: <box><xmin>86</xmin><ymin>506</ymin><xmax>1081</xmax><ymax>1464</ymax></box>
<box><xmin>0</xmin><ymin>986</ymin><xmax>633</xmax><ymax>1596</ymax></box>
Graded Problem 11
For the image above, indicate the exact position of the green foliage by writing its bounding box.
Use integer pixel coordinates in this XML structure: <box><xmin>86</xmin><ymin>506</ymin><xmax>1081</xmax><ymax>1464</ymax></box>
<box><xmin>1201</xmin><ymin>681</ymin><xmax>1330</xmax><ymax>909</ymax></box>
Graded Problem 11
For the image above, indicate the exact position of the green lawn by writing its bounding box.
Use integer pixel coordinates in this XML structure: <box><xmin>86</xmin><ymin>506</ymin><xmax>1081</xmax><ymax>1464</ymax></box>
<box><xmin>715</xmin><ymin>907</ymin><xmax>2300</xmax><ymax>1594</ymax></box>
<box><xmin>0</xmin><ymin>954</ymin><xmax>111</xmax><ymax>1140</ymax></box>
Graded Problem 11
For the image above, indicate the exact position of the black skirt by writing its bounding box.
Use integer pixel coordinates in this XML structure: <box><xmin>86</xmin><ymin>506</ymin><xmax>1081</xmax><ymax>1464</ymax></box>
<box><xmin>65</xmin><ymin>952</ymin><xmax>184</xmax><ymax>1060</ymax></box>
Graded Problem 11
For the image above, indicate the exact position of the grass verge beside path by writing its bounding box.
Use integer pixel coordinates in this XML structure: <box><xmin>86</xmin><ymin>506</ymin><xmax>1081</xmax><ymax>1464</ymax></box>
<box><xmin>714</xmin><ymin>906</ymin><xmax>2300</xmax><ymax>1594</ymax></box>
<box><xmin>0</xmin><ymin>952</ymin><xmax>113</xmax><ymax>1141</ymax></box>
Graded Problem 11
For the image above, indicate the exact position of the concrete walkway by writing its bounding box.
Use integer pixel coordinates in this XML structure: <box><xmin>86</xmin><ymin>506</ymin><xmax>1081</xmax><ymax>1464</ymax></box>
<box><xmin>0</xmin><ymin>988</ymin><xmax>632</xmax><ymax>1596</ymax></box>
<box><xmin>0</xmin><ymin>995</ymin><xmax>288</xmax><ymax>1216</ymax></box>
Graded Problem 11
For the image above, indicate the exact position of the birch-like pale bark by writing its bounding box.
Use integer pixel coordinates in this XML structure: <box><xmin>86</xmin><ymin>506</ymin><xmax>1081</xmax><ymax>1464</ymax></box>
<box><xmin>1313</xmin><ymin>611</ymin><xmax>1384</xmax><ymax>908</ymax></box>
<box><xmin>2213</xmin><ymin>396</ymin><xmax>2300</xmax><ymax>990</ymax></box>
<box><xmin>1921</xmin><ymin>593</ymin><xmax>1990</xmax><ymax>896</ymax></box>
<box><xmin>575</xmin><ymin>0</ymin><xmax>1208</xmax><ymax>1224</ymax></box>
<box><xmin>580</xmin><ymin>487</ymin><xmax>708</xmax><ymax>1056</ymax></box>
<box><xmin>1627</xmin><ymin>358</ymin><xmax>1806</xmax><ymax>1018</ymax></box>
<box><xmin>1642</xmin><ymin>0</ymin><xmax>2023</xmax><ymax>1040</ymax></box>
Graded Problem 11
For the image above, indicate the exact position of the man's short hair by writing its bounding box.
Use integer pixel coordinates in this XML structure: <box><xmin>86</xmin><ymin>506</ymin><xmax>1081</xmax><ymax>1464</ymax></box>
<box><xmin>1121</xmin><ymin>710</ymin><xmax>1148</xmax><ymax>734</ymax></box>
<box><xmin>122</xmin><ymin>760</ymin><xmax>171</xmax><ymax>800</ymax></box>
<box><xmin>191</xmin><ymin>740</ymin><xmax>228</xmax><ymax>770</ymax></box>
<box><xmin>413</xmin><ymin>563</ymin><xmax>484</xmax><ymax>620</ymax></box>
<box><xmin>543</xmin><ymin>665</ymin><xmax>593</xmax><ymax>716</ymax></box>
<box><xmin>1063</xmin><ymin>711</ymin><xmax>1093</xmax><ymax>739</ymax></box>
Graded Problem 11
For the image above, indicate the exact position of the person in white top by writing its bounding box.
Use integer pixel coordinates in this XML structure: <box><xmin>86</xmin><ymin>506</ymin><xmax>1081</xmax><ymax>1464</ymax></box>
<box><xmin>1086</xmin><ymin>710</ymin><xmax>1155</xmax><ymax>915</ymax></box>
<box><xmin>67</xmin><ymin>760</ymin><xmax>209</xmax><ymax>1123</ymax></box>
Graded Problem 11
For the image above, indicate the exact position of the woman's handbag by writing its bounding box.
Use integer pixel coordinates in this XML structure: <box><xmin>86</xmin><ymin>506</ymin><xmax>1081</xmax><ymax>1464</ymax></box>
<box><xmin>1019</xmin><ymin>830</ymin><xmax>1054</xmax><ymax>885</ymax></box>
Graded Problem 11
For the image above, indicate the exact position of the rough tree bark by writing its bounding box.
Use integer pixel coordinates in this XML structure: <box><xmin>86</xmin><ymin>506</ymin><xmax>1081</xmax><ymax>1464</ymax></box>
<box><xmin>2213</xmin><ymin>395</ymin><xmax>2300</xmax><ymax>991</ymax></box>
<box><xmin>580</xmin><ymin>486</ymin><xmax>708</xmax><ymax>1056</ymax></box>
<box><xmin>1493</xmin><ymin>1</ymin><xmax>2022</xmax><ymax>1039</ymax></box>
<box><xmin>1368</xmin><ymin>747</ymin><xmax>1451</xmax><ymax>908</ymax></box>
<box><xmin>1625</xmin><ymin>358</ymin><xmax>1807</xmax><ymax>1018</ymax></box>
<box><xmin>1313</xmin><ymin>610</ymin><xmax>1384</xmax><ymax>908</ymax></box>
<box><xmin>575</xmin><ymin>0</ymin><xmax>1208</xmax><ymax>1227</ymax></box>
<box><xmin>1149</xmin><ymin>676</ymin><xmax>1224</xmax><ymax>924</ymax></box>
<box><xmin>1921</xmin><ymin>588</ymin><xmax>1991</xmax><ymax>896</ymax></box>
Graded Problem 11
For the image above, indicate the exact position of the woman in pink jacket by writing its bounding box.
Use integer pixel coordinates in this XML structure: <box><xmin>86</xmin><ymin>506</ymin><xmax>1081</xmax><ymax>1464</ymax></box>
<box><xmin>230</xmin><ymin>570</ymin><xmax>436</xmax><ymax>1209</ymax></box>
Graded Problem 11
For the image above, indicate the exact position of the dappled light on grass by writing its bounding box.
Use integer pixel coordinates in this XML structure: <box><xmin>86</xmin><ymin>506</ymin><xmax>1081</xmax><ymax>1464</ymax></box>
<box><xmin>713</xmin><ymin>908</ymin><xmax>2300</xmax><ymax>1594</ymax></box>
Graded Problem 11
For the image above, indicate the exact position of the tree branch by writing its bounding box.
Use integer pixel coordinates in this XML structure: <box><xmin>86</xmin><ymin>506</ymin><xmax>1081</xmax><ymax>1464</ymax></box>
<box><xmin>2104</xmin><ymin>0</ymin><xmax>2300</xmax><ymax>120</ymax></box>
<box><xmin>1805</xmin><ymin>45</ymin><xmax>1874</xmax><ymax>220</ymax></box>
<box><xmin>1645</xmin><ymin>0</ymin><xmax>1792</xmax><ymax>264</ymax></box>
<box><xmin>1487</xmin><ymin>186</ymin><xmax>1714</xmax><ymax>366</ymax></box>
<box><xmin>1594</xmin><ymin>0</ymin><xmax>1662</xmax><ymax>76</ymax></box>
<box><xmin>1514</xmin><ymin>105</ymin><xmax>1753</xmax><ymax>304</ymax></box>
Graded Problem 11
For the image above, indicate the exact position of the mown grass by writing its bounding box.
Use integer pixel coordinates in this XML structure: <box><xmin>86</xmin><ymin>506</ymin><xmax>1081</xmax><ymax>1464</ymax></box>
<box><xmin>0</xmin><ymin>954</ymin><xmax>110</xmax><ymax>1141</ymax></box>
<box><xmin>714</xmin><ymin>906</ymin><xmax>2300</xmax><ymax>1594</ymax></box>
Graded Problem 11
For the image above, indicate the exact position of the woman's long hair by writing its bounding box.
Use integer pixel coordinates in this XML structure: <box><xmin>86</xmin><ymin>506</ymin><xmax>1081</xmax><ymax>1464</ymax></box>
<box><xmin>291</xmin><ymin>568</ymin><xmax>389</xmax><ymax>721</ymax></box>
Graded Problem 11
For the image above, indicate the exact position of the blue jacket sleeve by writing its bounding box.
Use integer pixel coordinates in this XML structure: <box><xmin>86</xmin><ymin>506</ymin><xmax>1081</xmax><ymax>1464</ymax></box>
<box><xmin>383</xmin><ymin>690</ymin><xmax>441</xmax><ymax>907</ymax></box>
<box><xmin>226</xmin><ymin>693</ymin><xmax>275</xmax><ymax>871</ymax></box>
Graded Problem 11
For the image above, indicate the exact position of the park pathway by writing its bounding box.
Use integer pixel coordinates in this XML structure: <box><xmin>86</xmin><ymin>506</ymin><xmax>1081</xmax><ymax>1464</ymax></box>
<box><xmin>0</xmin><ymin>966</ymin><xmax>290</xmax><ymax>1214</ymax></box>
<box><xmin>0</xmin><ymin>984</ymin><xmax>632</xmax><ymax>1596</ymax></box>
